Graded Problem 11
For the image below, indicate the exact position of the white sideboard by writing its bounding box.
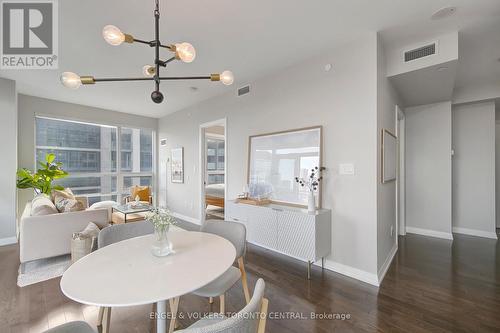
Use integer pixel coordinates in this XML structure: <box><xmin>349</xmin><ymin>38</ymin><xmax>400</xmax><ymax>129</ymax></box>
<box><xmin>225</xmin><ymin>200</ymin><xmax>332</xmax><ymax>279</ymax></box>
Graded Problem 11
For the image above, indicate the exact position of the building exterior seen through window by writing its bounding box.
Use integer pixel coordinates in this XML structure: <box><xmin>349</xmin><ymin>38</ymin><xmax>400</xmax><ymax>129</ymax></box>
<box><xmin>206</xmin><ymin>138</ymin><xmax>224</xmax><ymax>185</ymax></box>
<box><xmin>35</xmin><ymin>117</ymin><xmax>154</xmax><ymax>205</ymax></box>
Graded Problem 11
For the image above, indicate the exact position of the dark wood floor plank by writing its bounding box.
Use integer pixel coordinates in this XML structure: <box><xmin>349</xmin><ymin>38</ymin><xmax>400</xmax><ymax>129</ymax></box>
<box><xmin>0</xmin><ymin>232</ymin><xmax>499</xmax><ymax>332</ymax></box>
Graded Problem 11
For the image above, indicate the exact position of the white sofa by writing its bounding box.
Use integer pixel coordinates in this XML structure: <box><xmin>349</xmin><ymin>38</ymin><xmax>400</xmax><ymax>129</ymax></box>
<box><xmin>19</xmin><ymin>200</ymin><xmax>109</xmax><ymax>263</ymax></box>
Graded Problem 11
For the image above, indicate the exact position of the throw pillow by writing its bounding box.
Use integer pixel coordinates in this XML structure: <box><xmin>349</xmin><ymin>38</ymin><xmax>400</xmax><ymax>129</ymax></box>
<box><xmin>51</xmin><ymin>188</ymin><xmax>75</xmax><ymax>202</ymax></box>
<box><xmin>31</xmin><ymin>194</ymin><xmax>58</xmax><ymax>216</ymax></box>
<box><xmin>53</xmin><ymin>188</ymin><xmax>85</xmax><ymax>213</ymax></box>
<box><xmin>88</xmin><ymin>200</ymin><xmax>117</xmax><ymax>222</ymax></box>
<box><xmin>131</xmin><ymin>186</ymin><xmax>151</xmax><ymax>202</ymax></box>
<box><xmin>55</xmin><ymin>198</ymin><xmax>85</xmax><ymax>213</ymax></box>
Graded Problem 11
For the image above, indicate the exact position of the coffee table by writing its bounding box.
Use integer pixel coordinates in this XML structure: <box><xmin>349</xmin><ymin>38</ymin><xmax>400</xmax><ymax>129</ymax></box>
<box><xmin>112</xmin><ymin>203</ymin><xmax>151</xmax><ymax>223</ymax></box>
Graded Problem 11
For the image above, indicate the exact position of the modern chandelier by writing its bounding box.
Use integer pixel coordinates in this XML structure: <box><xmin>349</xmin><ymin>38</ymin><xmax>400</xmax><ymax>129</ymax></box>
<box><xmin>60</xmin><ymin>0</ymin><xmax>234</xmax><ymax>103</ymax></box>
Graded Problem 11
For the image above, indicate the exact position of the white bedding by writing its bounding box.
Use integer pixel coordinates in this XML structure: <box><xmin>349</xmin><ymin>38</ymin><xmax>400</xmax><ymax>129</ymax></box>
<box><xmin>205</xmin><ymin>184</ymin><xmax>225</xmax><ymax>198</ymax></box>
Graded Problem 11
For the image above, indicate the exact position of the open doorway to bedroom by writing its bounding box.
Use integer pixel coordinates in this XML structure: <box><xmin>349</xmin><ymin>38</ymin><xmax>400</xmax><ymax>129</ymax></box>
<box><xmin>200</xmin><ymin>119</ymin><xmax>226</xmax><ymax>222</ymax></box>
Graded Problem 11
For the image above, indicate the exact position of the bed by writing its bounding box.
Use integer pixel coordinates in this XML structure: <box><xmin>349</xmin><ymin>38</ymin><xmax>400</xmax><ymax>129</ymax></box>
<box><xmin>205</xmin><ymin>183</ymin><xmax>225</xmax><ymax>208</ymax></box>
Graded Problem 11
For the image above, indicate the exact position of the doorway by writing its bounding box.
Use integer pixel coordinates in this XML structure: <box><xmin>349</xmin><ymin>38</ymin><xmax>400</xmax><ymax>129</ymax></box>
<box><xmin>199</xmin><ymin>119</ymin><xmax>227</xmax><ymax>223</ymax></box>
<box><xmin>396</xmin><ymin>105</ymin><xmax>406</xmax><ymax>236</ymax></box>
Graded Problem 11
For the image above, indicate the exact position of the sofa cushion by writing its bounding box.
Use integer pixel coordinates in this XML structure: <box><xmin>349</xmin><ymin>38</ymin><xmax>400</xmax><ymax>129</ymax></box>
<box><xmin>131</xmin><ymin>186</ymin><xmax>151</xmax><ymax>202</ymax></box>
<box><xmin>31</xmin><ymin>194</ymin><xmax>58</xmax><ymax>216</ymax></box>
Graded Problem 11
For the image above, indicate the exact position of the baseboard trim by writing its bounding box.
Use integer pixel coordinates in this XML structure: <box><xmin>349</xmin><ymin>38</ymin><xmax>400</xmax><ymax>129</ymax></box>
<box><xmin>406</xmin><ymin>226</ymin><xmax>453</xmax><ymax>240</ymax></box>
<box><xmin>171</xmin><ymin>212</ymin><xmax>201</xmax><ymax>225</ymax></box>
<box><xmin>0</xmin><ymin>236</ymin><xmax>17</xmax><ymax>247</ymax></box>
<box><xmin>248</xmin><ymin>241</ymin><xmax>380</xmax><ymax>287</ymax></box>
<box><xmin>377</xmin><ymin>243</ymin><xmax>398</xmax><ymax>284</ymax></box>
<box><xmin>452</xmin><ymin>227</ymin><xmax>498</xmax><ymax>239</ymax></box>
<box><xmin>322</xmin><ymin>260</ymin><xmax>380</xmax><ymax>287</ymax></box>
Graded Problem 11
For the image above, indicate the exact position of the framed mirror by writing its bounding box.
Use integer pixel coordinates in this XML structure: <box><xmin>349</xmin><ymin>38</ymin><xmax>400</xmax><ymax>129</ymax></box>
<box><xmin>381</xmin><ymin>129</ymin><xmax>397</xmax><ymax>183</ymax></box>
<box><xmin>247</xmin><ymin>126</ymin><xmax>322</xmax><ymax>207</ymax></box>
<box><xmin>171</xmin><ymin>147</ymin><xmax>184</xmax><ymax>183</ymax></box>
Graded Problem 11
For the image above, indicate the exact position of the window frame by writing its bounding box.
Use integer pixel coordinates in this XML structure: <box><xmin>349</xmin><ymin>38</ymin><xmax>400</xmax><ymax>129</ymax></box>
<box><xmin>34</xmin><ymin>115</ymin><xmax>156</xmax><ymax>205</ymax></box>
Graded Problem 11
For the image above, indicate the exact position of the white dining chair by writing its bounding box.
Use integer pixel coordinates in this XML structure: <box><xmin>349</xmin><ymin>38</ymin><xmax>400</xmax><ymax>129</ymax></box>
<box><xmin>43</xmin><ymin>321</ymin><xmax>96</xmax><ymax>333</ymax></box>
<box><xmin>177</xmin><ymin>278</ymin><xmax>268</xmax><ymax>333</ymax></box>
<box><xmin>193</xmin><ymin>221</ymin><xmax>250</xmax><ymax>313</ymax></box>
<box><xmin>96</xmin><ymin>221</ymin><xmax>154</xmax><ymax>333</ymax></box>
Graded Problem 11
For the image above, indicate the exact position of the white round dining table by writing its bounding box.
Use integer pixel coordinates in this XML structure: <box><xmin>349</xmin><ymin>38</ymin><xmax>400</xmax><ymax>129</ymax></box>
<box><xmin>60</xmin><ymin>228</ymin><xmax>236</xmax><ymax>333</ymax></box>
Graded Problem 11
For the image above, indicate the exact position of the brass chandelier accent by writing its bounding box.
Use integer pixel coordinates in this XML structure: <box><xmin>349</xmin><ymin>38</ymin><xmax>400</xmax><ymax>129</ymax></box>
<box><xmin>60</xmin><ymin>0</ymin><xmax>234</xmax><ymax>103</ymax></box>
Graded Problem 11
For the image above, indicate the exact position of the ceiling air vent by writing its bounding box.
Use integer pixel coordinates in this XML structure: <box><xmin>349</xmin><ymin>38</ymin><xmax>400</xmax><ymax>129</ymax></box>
<box><xmin>404</xmin><ymin>43</ymin><xmax>436</xmax><ymax>62</ymax></box>
<box><xmin>238</xmin><ymin>85</ymin><xmax>250</xmax><ymax>97</ymax></box>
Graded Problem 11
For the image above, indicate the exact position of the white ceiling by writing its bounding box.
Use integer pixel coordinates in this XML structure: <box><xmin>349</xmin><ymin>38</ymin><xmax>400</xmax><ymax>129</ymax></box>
<box><xmin>1</xmin><ymin>0</ymin><xmax>499</xmax><ymax>118</ymax></box>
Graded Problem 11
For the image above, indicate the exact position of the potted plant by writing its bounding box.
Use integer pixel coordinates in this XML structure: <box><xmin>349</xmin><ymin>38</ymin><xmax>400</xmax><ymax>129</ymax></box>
<box><xmin>145</xmin><ymin>207</ymin><xmax>176</xmax><ymax>257</ymax></box>
<box><xmin>295</xmin><ymin>166</ymin><xmax>326</xmax><ymax>213</ymax></box>
<box><xmin>16</xmin><ymin>153</ymin><xmax>68</xmax><ymax>195</ymax></box>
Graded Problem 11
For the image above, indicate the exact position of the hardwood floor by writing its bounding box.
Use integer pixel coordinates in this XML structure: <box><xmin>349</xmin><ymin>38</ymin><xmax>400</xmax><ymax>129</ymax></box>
<box><xmin>1</xmin><ymin>232</ymin><xmax>499</xmax><ymax>332</ymax></box>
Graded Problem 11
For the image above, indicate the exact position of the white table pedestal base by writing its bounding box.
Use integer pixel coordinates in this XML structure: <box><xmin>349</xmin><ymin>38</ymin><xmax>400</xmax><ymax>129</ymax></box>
<box><xmin>157</xmin><ymin>300</ymin><xmax>167</xmax><ymax>333</ymax></box>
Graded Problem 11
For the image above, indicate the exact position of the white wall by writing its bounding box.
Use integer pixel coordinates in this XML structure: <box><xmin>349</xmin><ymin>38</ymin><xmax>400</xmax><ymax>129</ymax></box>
<box><xmin>452</xmin><ymin>102</ymin><xmax>496</xmax><ymax>238</ymax></box>
<box><xmin>17</xmin><ymin>94</ymin><xmax>158</xmax><ymax>218</ymax></box>
<box><xmin>376</xmin><ymin>36</ymin><xmax>400</xmax><ymax>278</ymax></box>
<box><xmin>159</xmin><ymin>34</ymin><xmax>381</xmax><ymax>283</ymax></box>
<box><xmin>405</xmin><ymin>102</ymin><xmax>453</xmax><ymax>239</ymax></box>
<box><xmin>0</xmin><ymin>78</ymin><xmax>18</xmax><ymax>245</ymax></box>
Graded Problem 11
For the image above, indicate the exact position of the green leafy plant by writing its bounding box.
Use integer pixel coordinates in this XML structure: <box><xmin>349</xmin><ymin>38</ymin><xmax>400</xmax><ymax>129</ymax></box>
<box><xmin>16</xmin><ymin>153</ymin><xmax>69</xmax><ymax>195</ymax></box>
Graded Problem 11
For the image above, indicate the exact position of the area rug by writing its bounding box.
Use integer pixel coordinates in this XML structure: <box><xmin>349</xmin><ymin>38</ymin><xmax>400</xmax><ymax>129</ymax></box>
<box><xmin>17</xmin><ymin>254</ymin><xmax>71</xmax><ymax>287</ymax></box>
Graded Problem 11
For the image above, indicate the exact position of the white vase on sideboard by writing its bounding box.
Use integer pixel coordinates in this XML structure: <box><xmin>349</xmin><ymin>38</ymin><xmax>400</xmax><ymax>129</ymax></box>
<box><xmin>308</xmin><ymin>191</ymin><xmax>316</xmax><ymax>213</ymax></box>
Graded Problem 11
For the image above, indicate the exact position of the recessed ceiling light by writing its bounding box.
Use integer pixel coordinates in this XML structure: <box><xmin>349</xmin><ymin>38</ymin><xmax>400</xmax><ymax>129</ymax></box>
<box><xmin>431</xmin><ymin>7</ymin><xmax>457</xmax><ymax>20</ymax></box>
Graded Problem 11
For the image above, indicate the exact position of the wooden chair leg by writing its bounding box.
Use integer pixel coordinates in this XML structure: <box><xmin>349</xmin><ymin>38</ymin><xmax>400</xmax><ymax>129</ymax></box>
<box><xmin>257</xmin><ymin>298</ymin><xmax>269</xmax><ymax>333</ymax></box>
<box><xmin>102</xmin><ymin>307</ymin><xmax>111</xmax><ymax>333</ymax></box>
<box><xmin>97</xmin><ymin>307</ymin><xmax>105</xmax><ymax>327</ymax></box>
<box><xmin>219</xmin><ymin>293</ymin><xmax>225</xmax><ymax>314</ymax></box>
<box><xmin>238</xmin><ymin>257</ymin><xmax>251</xmax><ymax>304</ymax></box>
<box><xmin>168</xmin><ymin>297</ymin><xmax>180</xmax><ymax>333</ymax></box>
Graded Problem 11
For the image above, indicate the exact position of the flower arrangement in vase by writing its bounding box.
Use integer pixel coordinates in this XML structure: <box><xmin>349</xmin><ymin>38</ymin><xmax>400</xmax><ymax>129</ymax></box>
<box><xmin>295</xmin><ymin>166</ymin><xmax>326</xmax><ymax>213</ymax></box>
<box><xmin>145</xmin><ymin>207</ymin><xmax>176</xmax><ymax>257</ymax></box>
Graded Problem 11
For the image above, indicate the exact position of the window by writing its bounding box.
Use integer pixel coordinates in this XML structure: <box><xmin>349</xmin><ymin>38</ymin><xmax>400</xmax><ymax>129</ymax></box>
<box><xmin>206</xmin><ymin>137</ymin><xmax>225</xmax><ymax>185</ymax></box>
<box><xmin>35</xmin><ymin>117</ymin><xmax>154</xmax><ymax>205</ymax></box>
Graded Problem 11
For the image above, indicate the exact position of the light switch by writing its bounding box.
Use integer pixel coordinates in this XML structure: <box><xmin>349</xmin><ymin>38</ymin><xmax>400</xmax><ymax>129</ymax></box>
<box><xmin>339</xmin><ymin>163</ymin><xmax>355</xmax><ymax>175</ymax></box>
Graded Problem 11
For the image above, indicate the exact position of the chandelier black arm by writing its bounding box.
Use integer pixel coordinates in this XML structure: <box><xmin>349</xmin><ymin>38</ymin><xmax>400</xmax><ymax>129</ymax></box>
<box><xmin>92</xmin><ymin>76</ymin><xmax>211</xmax><ymax>83</ymax></box>
<box><xmin>131</xmin><ymin>38</ymin><xmax>174</xmax><ymax>51</ymax></box>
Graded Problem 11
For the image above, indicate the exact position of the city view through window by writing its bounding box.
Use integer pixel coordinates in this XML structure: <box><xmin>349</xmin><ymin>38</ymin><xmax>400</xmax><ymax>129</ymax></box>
<box><xmin>35</xmin><ymin>117</ymin><xmax>154</xmax><ymax>205</ymax></box>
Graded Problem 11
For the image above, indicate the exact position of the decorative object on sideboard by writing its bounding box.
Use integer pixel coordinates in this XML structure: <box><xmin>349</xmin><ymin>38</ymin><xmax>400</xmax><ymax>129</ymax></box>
<box><xmin>146</xmin><ymin>207</ymin><xmax>176</xmax><ymax>257</ymax></box>
<box><xmin>235</xmin><ymin>198</ymin><xmax>272</xmax><ymax>206</ymax></box>
<box><xmin>16</xmin><ymin>153</ymin><xmax>68</xmax><ymax>195</ymax></box>
<box><xmin>295</xmin><ymin>166</ymin><xmax>326</xmax><ymax>213</ymax></box>
<box><xmin>59</xmin><ymin>0</ymin><xmax>234</xmax><ymax>103</ymax></box>
<box><xmin>171</xmin><ymin>147</ymin><xmax>184</xmax><ymax>183</ymax></box>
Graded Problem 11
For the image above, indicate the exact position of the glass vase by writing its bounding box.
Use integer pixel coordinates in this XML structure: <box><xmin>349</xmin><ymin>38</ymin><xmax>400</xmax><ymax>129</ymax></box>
<box><xmin>151</xmin><ymin>225</ymin><xmax>172</xmax><ymax>257</ymax></box>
